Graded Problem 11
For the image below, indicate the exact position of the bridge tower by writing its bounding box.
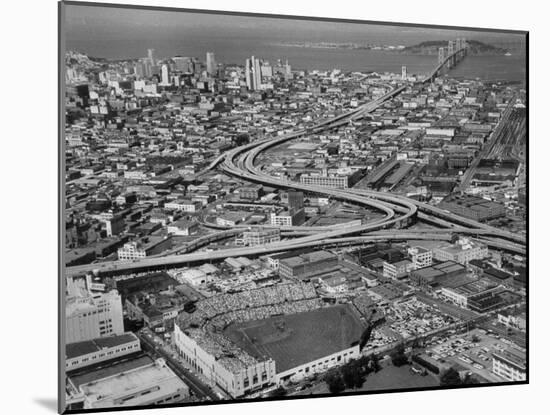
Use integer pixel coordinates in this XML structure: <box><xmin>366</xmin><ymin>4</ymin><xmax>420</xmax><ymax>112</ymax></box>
<box><xmin>456</xmin><ymin>37</ymin><xmax>464</xmax><ymax>61</ymax></box>
<box><xmin>447</xmin><ymin>40</ymin><xmax>455</xmax><ymax>69</ymax></box>
<box><xmin>438</xmin><ymin>47</ymin><xmax>445</xmax><ymax>65</ymax></box>
<box><xmin>462</xmin><ymin>38</ymin><xmax>468</xmax><ymax>56</ymax></box>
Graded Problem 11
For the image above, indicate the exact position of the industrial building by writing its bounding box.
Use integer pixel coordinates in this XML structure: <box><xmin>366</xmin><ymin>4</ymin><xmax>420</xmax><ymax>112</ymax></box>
<box><xmin>492</xmin><ymin>348</ymin><xmax>526</xmax><ymax>382</ymax></box>
<box><xmin>433</xmin><ymin>238</ymin><xmax>488</xmax><ymax>265</ymax></box>
<box><xmin>69</xmin><ymin>356</ymin><xmax>189</xmax><ymax>409</ymax></box>
<box><xmin>437</xmin><ymin>194</ymin><xmax>506</xmax><ymax>222</ymax></box>
<box><xmin>66</xmin><ymin>333</ymin><xmax>141</xmax><ymax>371</ymax></box>
<box><xmin>237</xmin><ymin>227</ymin><xmax>281</xmax><ymax>246</ymax></box>
<box><xmin>66</xmin><ymin>290</ymin><xmax>125</xmax><ymax>344</ymax></box>
<box><xmin>278</xmin><ymin>250</ymin><xmax>338</xmax><ymax>280</ymax></box>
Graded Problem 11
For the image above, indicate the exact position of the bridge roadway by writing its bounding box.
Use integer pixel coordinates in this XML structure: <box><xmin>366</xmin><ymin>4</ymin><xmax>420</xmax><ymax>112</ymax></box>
<box><xmin>425</xmin><ymin>47</ymin><xmax>467</xmax><ymax>81</ymax></box>
<box><xmin>65</xmin><ymin>47</ymin><xmax>525</xmax><ymax>277</ymax></box>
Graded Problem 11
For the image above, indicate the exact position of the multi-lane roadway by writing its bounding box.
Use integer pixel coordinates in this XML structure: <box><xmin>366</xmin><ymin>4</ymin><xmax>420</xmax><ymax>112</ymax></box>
<box><xmin>65</xmin><ymin>46</ymin><xmax>525</xmax><ymax>278</ymax></box>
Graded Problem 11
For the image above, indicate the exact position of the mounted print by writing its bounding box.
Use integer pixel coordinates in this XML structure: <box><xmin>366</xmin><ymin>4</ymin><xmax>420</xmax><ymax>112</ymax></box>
<box><xmin>59</xmin><ymin>1</ymin><xmax>528</xmax><ymax>413</ymax></box>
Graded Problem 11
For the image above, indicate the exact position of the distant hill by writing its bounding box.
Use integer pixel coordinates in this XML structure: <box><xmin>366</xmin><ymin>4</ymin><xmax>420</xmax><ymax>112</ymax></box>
<box><xmin>400</xmin><ymin>40</ymin><xmax>508</xmax><ymax>56</ymax></box>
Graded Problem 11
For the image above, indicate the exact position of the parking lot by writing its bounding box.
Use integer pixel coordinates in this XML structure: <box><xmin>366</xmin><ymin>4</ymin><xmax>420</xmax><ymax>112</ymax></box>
<box><xmin>421</xmin><ymin>328</ymin><xmax>521</xmax><ymax>382</ymax></box>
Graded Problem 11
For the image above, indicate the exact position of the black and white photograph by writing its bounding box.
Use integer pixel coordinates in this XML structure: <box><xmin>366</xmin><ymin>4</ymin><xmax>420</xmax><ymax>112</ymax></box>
<box><xmin>57</xmin><ymin>1</ymin><xmax>529</xmax><ymax>413</ymax></box>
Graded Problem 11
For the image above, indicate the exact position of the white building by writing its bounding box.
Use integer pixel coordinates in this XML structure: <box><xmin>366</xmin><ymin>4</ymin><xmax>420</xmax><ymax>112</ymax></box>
<box><xmin>492</xmin><ymin>348</ymin><xmax>526</xmax><ymax>382</ymax></box>
<box><xmin>160</xmin><ymin>64</ymin><xmax>170</xmax><ymax>86</ymax></box>
<box><xmin>66</xmin><ymin>333</ymin><xmax>141</xmax><ymax>371</ymax></box>
<box><xmin>433</xmin><ymin>238</ymin><xmax>489</xmax><ymax>265</ymax></box>
<box><xmin>174</xmin><ymin>325</ymin><xmax>276</xmax><ymax>398</ymax></box>
<box><xmin>383</xmin><ymin>259</ymin><xmax>414</xmax><ymax>279</ymax></box>
<box><xmin>123</xmin><ymin>170</ymin><xmax>148</xmax><ymax>180</ymax></box>
<box><xmin>497</xmin><ymin>310</ymin><xmax>526</xmax><ymax>331</ymax></box>
<box><xmin>238</xmin><ymin>228</ymin><xmax>280</xmax><ymax>246</ymax></box>
<box><xmin>276</xmin><ymin>345</ymin><xmax>360</xmax><ymax>384</ymax></box>
<box><xmin>300</xmin><ymin>174</ymin><xmax>349</xmax><ymax>189</ymax></box>
<box><xmin>408</xmin><ymin>246</ymin><xmax>433</xmax><ymax>269</ymax></box>
<box><xmin>77</xmin><ymin>358</ymin><xmax>189</xmax><ymax>409</ymax></box>
<box><xmin>164</xmin><ymin>200</ymin><xmax>201</xmax><ymax>213</ymax></box>
<box><xmin>269</xmin><ymin>208</ymin><xmax>305</xmax><ymax>227</ymax></box>
<box><xmin>216</xmin><ymin>212</ymin><xmax>252</xmax><ymax>227</ymax></box>
<box><xmin>440</xmin><ymin>286</ymin><xmax>469</xmax><ymax>308</ymax></box>
<box><xmin>66</xmin><ymin>290</ymin><xmax>124</xmax><ymax>344</ymax></box>
<box><xmin>206</xmin><ymin>52</ymin><xmax>216</xmax><ymax>76</ymax></box>
<box><xmin>175</xmin><ymin>268</ymin><xmax>211</xmax><ymax>287</ymax></box>
<box><xmin>117</xmin><ymin>241</ymin><xmax>146</xmax><ymax>261</ymax></box>
<box><xmin>166</xmin><ymin>219</ymin><xmax>198</xmax><ymax>236</ymax></box>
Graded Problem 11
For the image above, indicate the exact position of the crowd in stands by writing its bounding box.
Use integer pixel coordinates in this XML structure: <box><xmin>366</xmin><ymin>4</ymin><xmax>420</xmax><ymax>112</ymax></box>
<box><xmin>208</xmin><ymin>298</ymin><xmax>324</xmax><ymax>330</ymax></box>
<box><xmin>183</xmin><ymin>327</ymin><xmax>259</xmax><ymax>374</ymax></box>
<box><xmin>178</xmin><ymin>282</ymin><xmax>322</xmax><ymax>375</ymax></box>
<box><xmin>180</xmin><ymin>282</ymin><xmax>318</xmax><ymax>329</ymax></box>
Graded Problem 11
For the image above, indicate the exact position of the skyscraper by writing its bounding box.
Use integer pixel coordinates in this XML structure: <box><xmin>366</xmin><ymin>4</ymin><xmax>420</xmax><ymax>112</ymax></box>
<box><xmin>245</xmin><ymin>56</ymin><xmax>262</xmax><ymax>90</ymax></box>
<box><xmin>134</xmin><ymin>61</ymin><xmax>147</xmax><ymax>78</ymax></box>
<box><xmin>401</xmin><ymin>66</ymin><xmax>407</xmax><ymax>80</ymax></box>
<box><xmin>245</xmin><ymin>58</ymin><xmax>252</xmax><ymax>89</ymax></box>
<box><xmin>206</xmin><ymin>52</ymin><xmax>216</xmax><ymax>76</ymax></box>
<box><xmin>161</xmin><ymin>64</ymin><xmax>170</xmax><ymax>85</ymax></box>
<box><xmin>147</xmin><ymin>48</ymin><xmax>155</xmax><ymax>66</ymax></box>
<box><xmin>287</xmin><ymin>191</ymin><xmax>304</xmax><ymax>211</ymax></box>
<box><xmin>173</xmin><ymin>56</ymin><xmax>194</xmax><ymax>73</ymax></box>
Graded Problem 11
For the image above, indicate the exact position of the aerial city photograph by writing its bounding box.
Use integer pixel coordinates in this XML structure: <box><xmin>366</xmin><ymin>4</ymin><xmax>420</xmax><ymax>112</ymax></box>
<box><xmin>60</xmin><ymin>1</ymin><xmax>527</xmax><ymax>412</ymax></box>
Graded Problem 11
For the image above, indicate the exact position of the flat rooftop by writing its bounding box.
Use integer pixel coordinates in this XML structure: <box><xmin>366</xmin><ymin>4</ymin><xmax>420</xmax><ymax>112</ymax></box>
<box><xmin>66</xmin><ymin>333</ymin><xmax>139</xmax><ymax>359</ymax></box>
<box><xmin>493</xmin><ymin>348</ymin><xmax>526</xmax><ymax>371</ymax></box>
<box><xmin>69</xmin><ymin>355</ymin><xmax>153</xmax><ymax>390</ymax></box>
<box><xmin>78</xmin><ymin>358</ymin><xmax>188</xmax><ymax>407</ymax></box>
<box><xmin>280</xmin><ymin>250</ymin><xmax>336</xmax><ymax>268</ymax></box>
<box><xmin>223</xmin><ymin>304</ymin><xmax>365</xmax><ymax>373</ymax></box>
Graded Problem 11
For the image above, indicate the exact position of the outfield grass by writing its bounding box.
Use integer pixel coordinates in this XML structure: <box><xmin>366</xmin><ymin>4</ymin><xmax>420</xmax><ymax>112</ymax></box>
<box><xmin>224</xmin><ymin>305</ymin><xmax>365</xmax><ymax>373</ymax></box>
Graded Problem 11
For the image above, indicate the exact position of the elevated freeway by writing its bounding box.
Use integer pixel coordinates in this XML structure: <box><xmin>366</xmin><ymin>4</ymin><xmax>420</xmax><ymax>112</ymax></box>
<box><xmin>66</xmin><ymin>42</ymin><xmax>525</xmax><ymax>278</ymax></box>
<box><xmin>65</xmin><ymin>228</ymin><xmax>525</xmax><ymax>278</ymax></box>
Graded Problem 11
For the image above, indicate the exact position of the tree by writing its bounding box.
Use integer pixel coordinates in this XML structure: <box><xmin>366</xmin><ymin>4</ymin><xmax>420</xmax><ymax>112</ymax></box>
<box><xmin>440</xmin><ymin>368</ymin><xmax>463</xmax><ymax>386</ymax></box>
<box><xmin>325</xmin><ymin>371</ymin><xmax>346</xmax><ymax>394</ymax></box>
<box><xmin>391</xmin><ymin>344</ymin><xmax>409</xmax><ymax>367</ymax></box>
<box><xmin>356</xmin><ymin>355</ymin><xmax>373</xmax><ymax>375</ymax></box>
<box><xmin>269</xmin><ymin>386</ymin><xmax>287</xmax><ymax>397</ymax></box>
<box><xmin>341</xmin><ymin>360</ymin><xmax>365</xmax><ymax>389</ymax></box>
<box><xmin>369</xmin><ymin>355</ymin><xmax>381</xmax><ymax>372</ymax></box>
<box><xmin>462</xmin><ymin>373</ymin><xmax>480</xmax><ymax>385</ymax></box>
<box><xmin>234</xmin><ymin>134</ymin><xmax>249</xmax><ymax>146</ymax></box>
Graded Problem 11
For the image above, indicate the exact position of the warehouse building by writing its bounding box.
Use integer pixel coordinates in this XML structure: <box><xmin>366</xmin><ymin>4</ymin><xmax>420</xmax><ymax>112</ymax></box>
<box><xmin>437</xmin><ymin>194</ymin><xmax>506</xmax><ymax>222</ymax></box>
<box><xmin>279</xmin><ymin>250</ymin><xmax>338</xmax><ymax>280</ymax></box>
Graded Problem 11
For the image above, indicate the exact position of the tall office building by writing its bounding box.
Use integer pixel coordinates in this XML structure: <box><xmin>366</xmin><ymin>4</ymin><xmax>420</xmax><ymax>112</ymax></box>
<box><xmin>401</xmin><ymin>65</ymin><xmax>407</xmax><ymax>80</ymax></box>
<box><xmin>147</xmin><ymin>48</ymin><xmax>155</xmax><ymax>66</ymax></box>
<box><xmin>260</xmin><ymin>62</ymin><xmax>273</xmax><ymax>78</ymax></box>
<box><xmin>173</xmin><ymin>56</ymin><xmax>194</xmax><ymax>73</ymax></box>
<box><xmin>287</xmin><ymin>190</ymin><xmax>304</xmax><ymax>211</ymax></box>
<box><xmin>206</xmin><ymin>52</ymin><xmax>216</xmax><ymax>76</ymax></box>
<box><xmin>160</xmin><ymin>64</ymin><xmax>170</xmax><ymax>85</ymax></box>
<box><xmin>245</xmin><ymin>58</ymin><xmax>251</xmax><ymax>89</ymax></box>
<box><xmin>245</xmin><ymin>56</ymin><xmax>262</xmax><ymax>90</ymax></box>
<box><xmin>66</xmin><ymin>289</ymin><xmax>124</xmax><ymax>344</ymax></box>
<box><xmin>134</xmin><ymin>62</ymin><xmax>145</xmax><ymax>78</ymax></box>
